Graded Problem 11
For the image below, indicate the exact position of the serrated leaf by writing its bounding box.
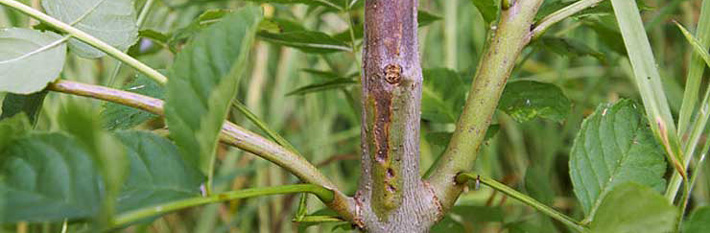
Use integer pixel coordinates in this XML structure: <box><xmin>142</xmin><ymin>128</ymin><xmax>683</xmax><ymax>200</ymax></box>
<box><xmin>168</xmin><ymin>9</ymin><xmax>232</xmax><ymax>52</ymax></box>
<box><xmin>683</xmin><ymin>206</ymin><xmax>710</xmax><ymax>233</ymax></box>
<box><xmin>286</xmin><ymin>78</ymin><xmax>356</xmax><ymax>96</ymax></box>
<box><xmin>539</xmin><ymin>37</ymin><xmax>605</xmax><ymax>62</ymax></box>
<box><xmin>470</xmin><ymin>0</ymin><xmax>499</xmax><ymax>25</ymax></box>
<box><xmin>102</xmin><ymin>74</ymin><xmax>164</xmax><ymax>130</ymax></box>
<box><xmin>165</xmin><ymin>6</ymin><xmax>262</xmax><ymax>175</ymax></box>
<box><xmin>422</xmin><ymin>68</ymin><xmax>467</xmax><ymax>123</ymax></box>
<box><xmin>590</xmin><ymin>183</ymin><xmax>676</xmax><ymax>233</ymax></box>
<box><xmin>42</xmin><ymin>0</ymin><xmax>138</xmax><ymax>58</ymax></box>
<box><xmin>114</xmin><ymin>131</ymin><xmax>203</xmax><ymax>214</ymax></box>
<box><xmin>569</xmin><ymin>99</ymin><xmax>667</xmax><ymax>220</ymax></box>
<box><xmin>498</xmin><ymin>80</ymin><xmax>571</xmax><ymax>123</ymax></box>
<box><xmin>0</xmin><ymin>28</ymin><xmax>66</xmax><ymax>94</ymax></box>
<box><xmin>258</xmin><ymin>19</ymin><xmax>351</xmax><ymax>53</ymax></box>
<box><xmin>0</xmin><ymin>133</ymin><xmax>104</xmax><ymax>223</ymax></box>
<box><xmin>1</xmin><ymin>90</ymin><xmax>49</xmax><ymax>125</ymax></box>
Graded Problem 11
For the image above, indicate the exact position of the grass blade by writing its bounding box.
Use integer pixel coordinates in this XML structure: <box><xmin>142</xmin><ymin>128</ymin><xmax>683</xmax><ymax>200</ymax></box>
<box><xmin>678</xmin><ymin>0</ymin><xmax>710</xmax><ymax>137</ymax></box>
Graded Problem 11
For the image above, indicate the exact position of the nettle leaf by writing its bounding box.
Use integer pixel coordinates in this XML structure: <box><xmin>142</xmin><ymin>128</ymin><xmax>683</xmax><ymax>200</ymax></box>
<box><xmin>684</xmin><ymin>206</ymin><xmax>710</xmax><ymax>233</ymax></box>
<box><xmin>114</xmin><ymin>131</ymin><xmax>203</xmax><ymax>214</ymax></box>
<box><xmin>286</xmin><ymin>78</ymin><xmax>357</xmax><ymax>96</ymax></box>
<box><xmin>590</xmin><ymin>183</ymin><xmax>676</xmax><ymax>233</ymax></box>
<box><xmin>0</xmin><ymin>28</ymin><xmax>66</xmax><ymax>94</ymax></box>
<box><xmin>538</xmin><ymin>37</ymin><xmax>605</xmax><ymax>62</ymax></box>
<box><xmin>470</xmin><ymin>0</ymin><xmax>500</xmax><ymax>25</ymax></box>
<box><xmin>165</xmin><ymin>6</ymin><xmax>262</xmax><ymax>174</ymax></box>
<box><xmin>0</xmin><ymin>133</ymin><xmax>104</xmax><ymax>223</ymax></box>
<box><xmin>42</xmin><ymin>0</ymin><xmax>138</xmax><ymax>58</ymax></box>
<box><xmin>422</xmin><ymin>68</ymin><xmax>467</xmax><ymax>123</ymax></box>
<box><xmin>258</xmin><ymin>19</ymin><xmax>351</xmax><ymax>53</ymax></box>
<box><xmin>102</xmin><ymin>74</ymin><xmax>164</xmax><ymax>130</ymax></box>
<box><xmin>1</xmin><ymin>90</ymin><xmax>49</xmax><ymax>125</ymax></box>
<box><xmin>498</xmin><ymin>80</ymin><xmax>571</xmax><ymax>123</ymax></box>
<box><xmin>569</xmin><ymin>99</ymin><xmax>667</xmax><ymax>220</ymax></box>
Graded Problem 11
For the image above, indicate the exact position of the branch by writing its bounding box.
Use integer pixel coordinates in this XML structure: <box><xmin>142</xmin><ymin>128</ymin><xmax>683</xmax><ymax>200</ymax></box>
<box><xmin>0</xmin><ymin>0</ymin><xmax>167</xmax><ymax>84</ymax></box>
<box><xmin>113</xmin><ymin>184</ymin><xmax>334</xmax><ymax>226</ymax></box>
<box><xmin>46</xmin><ymin>80</ymin><xmax>357</xmax><ymax>221</ymax></box>
<box><xmin>531</xmin><ymin>0</ymin><xmax>607</xmax><ymax>40</ymax></box>
<box><xmin>456</xmin><ymin>173</ymin><xmax>589</xmax><ymax>233</ymax></box>
<box><xmin>426</xmin><ymin>0</ymin><xmax>544</xmax><ymax>210</ymax></box>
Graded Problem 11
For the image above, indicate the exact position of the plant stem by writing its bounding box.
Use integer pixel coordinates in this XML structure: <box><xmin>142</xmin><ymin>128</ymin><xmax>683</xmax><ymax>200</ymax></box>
<box><xmin>112</xmin><ymin>184</ymin><xmax>334</xmax><ymax>226</ymax></box>
<box><xmin>0</xmin><ymin>0</ymin><xmax>167</xmax><ymax>84</ymax></box>
<box><xmin>531</xmin><ymin>0</ymin><xmax>606</xmax><ymax>40</ymax></box>
<box><xmin>46</xmin><ymin>79</ymin><xmax>357</xmax><ymax>222</ymax></box>
<box><xmin>456</xmin><ymin>173</ymin><xmax>589</xmax><ymax>233</ymax></box>
<box><xmin>106</xmin><ymin>0</ymin><xmax>157</xmax><ymax>87</ymax></box>
<box><xmin>678</xmin><ymin>0</ymin><xmax>710</xmax><ymax>138</ymax></box>
<box><xmin>427</xmin><ymin>0</ymin><xmax>544</xmax><ymax>210</ymax></box>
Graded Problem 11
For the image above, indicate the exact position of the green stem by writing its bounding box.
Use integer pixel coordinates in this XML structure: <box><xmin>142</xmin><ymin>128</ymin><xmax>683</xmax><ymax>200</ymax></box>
<box><xmin>456</xmin><ymin>173</ymin><xmax>589</xmax><ymax>233</ymax></box>
<box><xmin>106</xmin><ymin>0</ymin><xmax>157</xmax><ymax>87</ymax></box>
<box><xmin>531</xmin><ymin>0</ymin><xmax>606</xmax><ymax>40</ymax></box>
<box><xmin>0</xmin><ymin>0</ymin><xmax>167</xmax><ymax>84</ymax></box>
<box><xmin>426</xmin><ymin>0</ymin><xmax>544</xmax><ymax>210</ymax></box>
<box><xmin>232</xmin><ymin>100</ymin><xmax>299</xmax><ymax>154</ymax></box>
<box><xmin>46</xmin><ymin>79</ymin><xmax>357</xmax><ymax>221</ymax></box>
<box><xmin>113</xmin><ymin>184</ymin><xmax>334</xmax><ymax>226</ymax></box>
<box><xmin>666</xmin><ymin>0</ymin><xmax>710</xmax><ymax>202</ymax></box>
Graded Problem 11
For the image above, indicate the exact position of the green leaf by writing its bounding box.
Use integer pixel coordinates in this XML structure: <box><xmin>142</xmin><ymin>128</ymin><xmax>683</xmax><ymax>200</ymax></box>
<box><xmin>683</xmin><ymin>206</ymin><xmax>710</xmax><ymax>233</ymax></box>
<box><xmin>1</xmin><ymin>90</ymin><xmax>49</xmax><ymax>125</ymax></box>
<box><xmin>498</xmin><ymin>80</ymin><xmax>571</xmax><ymax>123</ymax></box>
<box><xmin>0</xmin><ymin>28</ymin><xmax>66</xmax><ymax>94</ymax></box>
<box><xmin>470</xmin><ymin>0</ymin><xmax>500</xmax><ymax>25</ymax></box>
<box><xmin>590</xmin><ymin>183</ymin><xmax>676</xmax><ymax>233</ymax></box>
<box><xmin>431</xmin><ymin>215</ymin><xmax>465</xmax><ymax>233</ymax></box>
<box><xmin>569</xmin><ymin>99</ymin><xmax>667</xmax><ymax>220</ymax></box>
<box><xmin>0</xmin><ymin>113</ymin><xmax>31</xmax><ymax>153</ymax></box>
<box><xmin>165</xmin><ymin>6</ymin><xmax>262</xmax><ymax>175</ymax></box>
<box><xmin>0</xmin><ymin>133</ymin><xmax>103</xmax><ymax>223</ymax></box>
<box><xmin>676</xmin><ymin>22</ymin><xmax>710</xmax><ymax>71</ymax></box>
<box><xmin>422</xmin><ymin>68</ymin><xmax>467</xmax><ymax>123</ymax></box>
<box><xmin>114</xmin><ymin>131</ymin><xmax>203</xmax><ymax>214</ymax></box>
<box><xmin>286</xmin><ymin>78</ymin><xmax>357</xmax><ymax>96</ymax></box>
<box><xmin>538</xmin><ymin>37</ymin><xmax>605</xmax><ymax>62</ymax></box>
<box><xmin>102</xmin><ymin>74</ymin><xmax>164</xmax><ymax>130</ymax></box>
<box><xmin>418</xmin><ymin>10</ymin><xmax>442</xmax><ymax>27</ymax></box>
<box><xmin>42</xmin><ymin>0</ymin><xmax>138</xmax><ymax>58</ymax></box>
<box><xmin>258</xmin><ymin>19</ymin><xmax>351</xmax><ymax>53</ymax></box>
<box><xmin>59</xmin><ymin>100</ymin><xmax>127</xmax><ymax>226</ymax></box>
<box><xmin>168</xmin><ymin>9</ymin><xmax>232</xmax><ymax>52</ymax></box>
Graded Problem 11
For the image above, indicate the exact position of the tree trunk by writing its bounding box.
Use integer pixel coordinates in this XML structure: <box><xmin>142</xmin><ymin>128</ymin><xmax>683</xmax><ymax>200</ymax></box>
<box><xmin>355</xmin><ymin>0</ymin><xmax>441</xmax><ymax>232</ymax></box>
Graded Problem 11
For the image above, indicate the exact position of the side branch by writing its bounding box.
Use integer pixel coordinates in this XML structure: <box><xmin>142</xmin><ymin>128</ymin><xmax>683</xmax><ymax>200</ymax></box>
<box><xmin>46</xmin><ymin>80</ymin><xmax>356</xmax><ymax>221</ymax></box>
<box><xmin>426</xmin><ymin>0</ymin><xmax>544</xmax><ymax>210</ymax></box>
<box><xmin>531</xmin><ymin>0</ymin><xmax>607</xmax><ymax>39</ymax></box>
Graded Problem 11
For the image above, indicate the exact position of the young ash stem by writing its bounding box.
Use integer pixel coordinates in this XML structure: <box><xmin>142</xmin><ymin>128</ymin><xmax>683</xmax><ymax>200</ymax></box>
<box><xmin>426</xmin><ymin>0</ymin><xmax>544</xmax><ymax>210</ymax></box>
<box><xmin>45</xmin><ymin>80</ymin><xmax>357</xmax><ymax>222</ymax></box>
<box><xmin>355</xmin><ymin>0</ymin><xmax>439</xmax><ymax>231</ymax></box>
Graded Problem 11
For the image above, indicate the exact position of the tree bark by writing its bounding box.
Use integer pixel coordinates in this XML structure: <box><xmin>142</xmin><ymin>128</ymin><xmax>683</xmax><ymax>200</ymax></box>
<box><xmin>355</xmin><ymin>0</ymin><xmax>441</xmax><ymax>232</ymax></box>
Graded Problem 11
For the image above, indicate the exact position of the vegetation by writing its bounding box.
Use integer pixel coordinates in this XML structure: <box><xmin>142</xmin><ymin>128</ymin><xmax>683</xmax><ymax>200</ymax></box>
<box><xmin>1</xmin><ymin>0</ymin><xmax>710</xmax><ymax>232</ymax></box>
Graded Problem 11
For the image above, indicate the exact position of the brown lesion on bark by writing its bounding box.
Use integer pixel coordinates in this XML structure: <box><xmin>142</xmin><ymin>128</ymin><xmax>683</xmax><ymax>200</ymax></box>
<box><xmin>384</xmin><ymin>64</ymin><xmax>402</xmax><ymax>85</ymax></box>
